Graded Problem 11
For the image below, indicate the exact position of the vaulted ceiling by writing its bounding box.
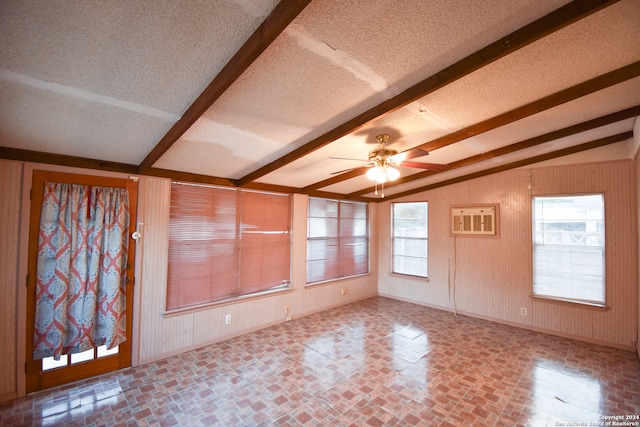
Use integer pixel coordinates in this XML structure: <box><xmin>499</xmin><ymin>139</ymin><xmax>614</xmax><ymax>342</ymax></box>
<box><xmin>1</xmin><ymin>0</ymin><xmax>639</xmax><ymax>201</ymax></box>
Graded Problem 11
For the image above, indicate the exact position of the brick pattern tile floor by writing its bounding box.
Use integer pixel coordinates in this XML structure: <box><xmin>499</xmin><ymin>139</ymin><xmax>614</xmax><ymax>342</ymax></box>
<box><xmin>2</xmin><ymin>297</ymin><xmax>639</xmax><ymax>426</ymax></box>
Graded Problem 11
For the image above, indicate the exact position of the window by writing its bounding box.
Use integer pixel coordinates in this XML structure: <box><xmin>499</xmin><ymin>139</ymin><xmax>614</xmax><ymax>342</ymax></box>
<box><xmin>532</xmin><ymin>194</ymin><xmax>605</xmax><ymax>306</ymax></box>
<box><xmin>306</xmin><ymin>198</ymin><xmax>369</xmax><ymax>284</ymax></box>
<box><xmin>392</xmin><ymin>202</ymin><xmax>428</xmax><ymax>277</ymax></box>
<box><xmin>167</xmin><ymin>183</ymin><xmax>291</xmax><ymax>311</ymax></box>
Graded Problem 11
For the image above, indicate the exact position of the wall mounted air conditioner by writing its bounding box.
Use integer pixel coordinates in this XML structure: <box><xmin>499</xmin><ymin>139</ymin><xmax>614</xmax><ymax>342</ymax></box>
<box><xmin>451</xmin><ymin>205</ymin><xmax>498</xmax><ymax>236</ymax></box>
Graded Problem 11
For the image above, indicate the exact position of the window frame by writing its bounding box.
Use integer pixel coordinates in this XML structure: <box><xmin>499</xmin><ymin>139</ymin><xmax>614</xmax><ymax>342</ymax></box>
<box><xmin>306</xmin><ymin>197</ymin><xmax>370</xmax><ymax>285</ymax></box>
<box><xmin>391</xmin><ymin>201</ymin><xmax>429</xmax><ymax>278</ymax></box>
<box><xmin>531</xmin><ymin>193</ymin><xmax>606</xmax><ymax>308</ymax></box>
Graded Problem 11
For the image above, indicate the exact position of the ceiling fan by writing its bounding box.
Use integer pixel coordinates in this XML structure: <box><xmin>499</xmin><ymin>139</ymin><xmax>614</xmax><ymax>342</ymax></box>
<box><xmin>331</xmin><ymin>134</ymin><xmax>447</xmax><ymax>197</ymax></box>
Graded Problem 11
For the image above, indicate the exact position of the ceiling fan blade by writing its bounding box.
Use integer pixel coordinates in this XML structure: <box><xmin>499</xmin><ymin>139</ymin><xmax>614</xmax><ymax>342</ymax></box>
<box><xmin>400</xmin><ymin>161</ymin><xmax>448</xmax><ymax>171</ymax></box>
<box><xmin>391</xmin><ymin>148</ymin><xmax>429</xmax><ymax>162</ymax></box>
<box><xmin>329</xmin><ymin>156</ymin><xmax>367</xmax><ymax>162</ymax></box>
<box><xmin>330</xmin><ymin>167</ymin><xmax>360</xmax><ymax>175</ymax></box>
<box><xmin>330</xmin><ymin>162</ymin><xmax>373</xmax><ymax>175</ymax></box>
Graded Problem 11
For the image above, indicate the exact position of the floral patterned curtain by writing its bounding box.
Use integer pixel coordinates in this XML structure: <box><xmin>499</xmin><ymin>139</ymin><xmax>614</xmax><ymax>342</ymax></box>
<box><xmin>33</xmin><ymin>182</ymin><xmax>130</xmax><ymax>360</ymax></box>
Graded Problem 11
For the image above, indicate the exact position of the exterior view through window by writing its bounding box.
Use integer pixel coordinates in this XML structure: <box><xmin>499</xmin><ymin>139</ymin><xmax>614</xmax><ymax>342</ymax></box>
<box><xmin>532</xmin><ymin>194</ymin><xmax>605</xmax><ymax>306</ymax></box>
<box><xmin>392</xmin><ymin>202</ymin><xmax>428</xmax><ymax>277</ymax></box>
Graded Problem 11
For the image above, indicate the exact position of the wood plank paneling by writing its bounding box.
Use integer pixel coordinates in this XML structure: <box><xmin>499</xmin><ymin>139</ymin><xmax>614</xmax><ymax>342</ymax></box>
<box><xmin>136</xmin><ymin>176</ymin><xmax>195</xmax><ymax>362</ymax></box>
<box><xmin>379</xmin><ymin>160</ymin><xmax>638</xmax><ymax>349</ymax></box>
<box><xmin>0</xmin><ymin>160</ymin><xmax>22</xmax><ymax>401</ymax></box>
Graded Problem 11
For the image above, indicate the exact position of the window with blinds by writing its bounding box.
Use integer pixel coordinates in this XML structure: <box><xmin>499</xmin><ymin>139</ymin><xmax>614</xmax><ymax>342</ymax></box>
<box><xmin>306</xmin><ymin>198</ymin><xmax>369</xmax><ymax>284</ymax></box>
<box><xmin>532</xmin><ymin>194</ymin><xmax>605</xmax><ymax>306</ymax></box>
<box><xmin>167</xmin><ymin>183</ymin><xmax>291</xmax><ymax>311</ymax></box>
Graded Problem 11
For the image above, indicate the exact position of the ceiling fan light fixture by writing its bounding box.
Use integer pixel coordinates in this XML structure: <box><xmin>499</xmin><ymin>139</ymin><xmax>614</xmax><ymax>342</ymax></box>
<box><xmin>329</xmin><ymin>133</ymin><xmax>442</xmax><ymax>198</ymax></box>
<box><xmin>367</xmin><ymin>165</ymin><xmax>399</xmax><ymax>183</ymax></box>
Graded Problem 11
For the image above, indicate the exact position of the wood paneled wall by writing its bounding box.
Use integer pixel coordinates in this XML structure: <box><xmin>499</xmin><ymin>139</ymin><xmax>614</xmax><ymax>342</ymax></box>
<box><xmin>379</xmin><ymin>160</ymin><xmax>638</xmax><ymax>350</ymax></box>
<box><xmin>0</xmin><ymin>160</ymin><xmax>22</xmax><ymax>402</ymax></box>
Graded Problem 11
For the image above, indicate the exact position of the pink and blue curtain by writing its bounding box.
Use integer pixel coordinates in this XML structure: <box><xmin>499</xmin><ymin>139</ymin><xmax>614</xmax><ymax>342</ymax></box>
<box><xmin>33</xmin><ymin>182</ymin><xmax>130</xmax><ymax>360</ymax></box>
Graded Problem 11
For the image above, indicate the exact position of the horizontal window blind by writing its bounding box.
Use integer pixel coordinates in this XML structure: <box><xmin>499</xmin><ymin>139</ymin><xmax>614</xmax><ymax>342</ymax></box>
<box><xmin>307</xmin><ymin>198</ymin><xmax>368</xmax><ymax>284</ymax></box>
<box><xmin>167</xmin><ymin>183</ymin><xmax>291</xmax><ymax>311</ymax></box>
<box><xmin>239</xmin><ymin>190</ymin><xmax>291</xmax><ymax>295</ymax></box>
<box><xmin>532</xmin><ymin>194</ymin><xmax>605</xmax><ymax>305</ymax></box>
<box><xmin>392</xmin><ymin>202</ymin><xmax>428</xmax><ymax>277</ymax></box>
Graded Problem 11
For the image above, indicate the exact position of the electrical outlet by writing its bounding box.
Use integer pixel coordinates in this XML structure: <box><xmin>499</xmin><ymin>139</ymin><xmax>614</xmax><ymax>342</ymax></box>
<box><xmin>341</xmin><ymin>288</ymin><xmax>347</xmax><ymax>296</ymax></box>
<box><xmin>225</xmin><ymin>314</ymin><xmax>232</xmax><ymax>325</ymax></box>
<box><xmin>285</xmin><ymin>305</ymin><xmax>291</xmax><ymax>321</ymax></box>
<box><xmin>520</xmin><ymin>307</ymin><xmax>527</xmax><ymax>316</ymax></box>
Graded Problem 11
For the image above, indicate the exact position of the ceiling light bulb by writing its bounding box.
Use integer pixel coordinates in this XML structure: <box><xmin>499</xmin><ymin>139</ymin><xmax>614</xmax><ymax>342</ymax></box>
<box><xmin>386</xmin><ymin>166</ymin><xmax>400</xmax><ymax>181</ymax></box>
<box><xmin>366</xmin><ymin>167</ymin><xmax>377</xmax><ymax>180</ymax></box>
<box><xmin>367</xmin><ymin>167</ymin><xmax>387</xmax><ymax>183</ymax></box>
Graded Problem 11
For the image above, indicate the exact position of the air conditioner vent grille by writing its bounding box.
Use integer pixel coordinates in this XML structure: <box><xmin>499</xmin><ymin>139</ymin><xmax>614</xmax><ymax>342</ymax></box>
<box><xmin>451</xmin><ymin>206</ymin><xmax>497</xmax><ymax>236</ymax></box>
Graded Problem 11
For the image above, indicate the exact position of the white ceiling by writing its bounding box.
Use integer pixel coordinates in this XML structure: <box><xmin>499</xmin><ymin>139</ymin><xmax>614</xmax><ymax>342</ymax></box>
<box><xmin>1</xmin><ymin>0</ymin><xmax>639</xmax><ymax>201</ymax></box>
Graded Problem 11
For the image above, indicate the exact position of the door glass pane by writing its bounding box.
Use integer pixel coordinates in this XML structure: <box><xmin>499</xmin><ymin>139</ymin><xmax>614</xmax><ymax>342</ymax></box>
<box><xmin>97</xmin><ymin>345</ymin><xmax>119</xmax><ymax>358</ymax></box>
<box><xmin>71</xmin><ymin>348</ymin><xmax>95</xmax><ymax>364</ymax></box>
<box><xmin>42</xmin><ymin>355</ymin><xmax>68</xmax><ymax>371</ymax></box>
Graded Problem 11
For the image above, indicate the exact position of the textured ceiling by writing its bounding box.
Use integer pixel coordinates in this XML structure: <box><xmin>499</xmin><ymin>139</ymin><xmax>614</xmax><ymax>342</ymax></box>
<box><xmin>1</xmin><ymin>0</ymin><xmax>639</xmax><ymax>201</ymax></box>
